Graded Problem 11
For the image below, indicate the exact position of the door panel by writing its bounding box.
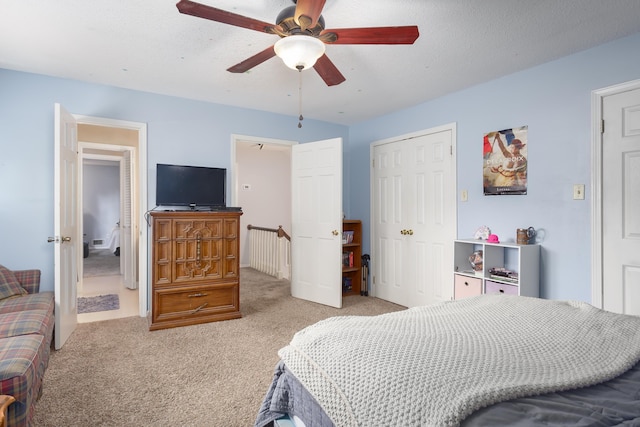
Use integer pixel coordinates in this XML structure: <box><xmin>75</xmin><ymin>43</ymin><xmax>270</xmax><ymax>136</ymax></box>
<box><xmin>603</xmin><ymin>88</ymin><xmax>640</xmax><ymax>315</ymax></box>
<box><xmin>426</xmin><ymin>130</ymin><xmax>454</xmax><ymax>302</ymax></box>
<box><xmin>54</xmin><ymin>103</ymin><xmax>79</xmax><ymax>349</ymax></box>
<box><xmin>373</xmin><ymin>143</ymin><xmax>406</xmax><ymax>305</ymax></box>
<box><xmin>291</xmin><ymin>138</ymin><xmax>343</xmax><ymax>308</ymax></box>
<box><xmin>372</xmin><ymin>126</ymin><xmax>455</xmax><ymax>307</ymax></box>
<box><xmin>122</xmin><ymin>150</ymin><xmax>136</xmax><ymax>289</ymax></box>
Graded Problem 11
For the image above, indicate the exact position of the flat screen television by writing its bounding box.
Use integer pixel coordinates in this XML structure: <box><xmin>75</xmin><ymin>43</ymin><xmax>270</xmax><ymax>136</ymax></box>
<box><xmin>156</xmin><ymin>163</ymin><xmax>226</xmax><ymax>208</ymax></box>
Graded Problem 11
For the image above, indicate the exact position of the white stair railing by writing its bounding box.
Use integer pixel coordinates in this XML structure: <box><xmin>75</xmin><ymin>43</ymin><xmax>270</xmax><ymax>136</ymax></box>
<box><xmin>247</xmin><ymin>225</ymin><xmax>291</xmax><ymax>280</ymax></box>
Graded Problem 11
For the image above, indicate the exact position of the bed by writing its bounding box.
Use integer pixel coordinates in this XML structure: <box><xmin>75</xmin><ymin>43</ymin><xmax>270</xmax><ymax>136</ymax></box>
<box><xmin>254</xmin><ymin>294</ymin><xmax>640</xmax><ymax>427</ymax></box>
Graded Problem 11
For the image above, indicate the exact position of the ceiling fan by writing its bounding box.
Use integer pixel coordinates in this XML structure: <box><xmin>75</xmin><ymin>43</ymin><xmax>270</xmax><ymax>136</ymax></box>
<box><xmin>176</xmin><ymin>0</ymin><xmax>419</xmax><ymax>86</ymax></box>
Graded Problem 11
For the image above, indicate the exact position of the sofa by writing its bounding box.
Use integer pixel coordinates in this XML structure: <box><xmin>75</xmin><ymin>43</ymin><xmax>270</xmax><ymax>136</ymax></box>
<box><xmin>0</xmin><ymin>265</ymin><xmax>55</xmax><ymax>427</ymax></box>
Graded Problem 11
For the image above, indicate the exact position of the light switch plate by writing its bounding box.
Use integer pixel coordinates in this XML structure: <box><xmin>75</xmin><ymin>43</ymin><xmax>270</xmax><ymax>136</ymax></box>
<box><xmin>573</xmin><ymin>184</ymin><xmax>585</xmax><ymax>200</ymax></box>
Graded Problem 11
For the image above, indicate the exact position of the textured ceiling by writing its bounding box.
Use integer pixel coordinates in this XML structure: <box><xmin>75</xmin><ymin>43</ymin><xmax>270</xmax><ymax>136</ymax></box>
<box><xmin>2</xmin><ymin>0</ymin><xmax>640</xmax><ymax>125</ymax></box>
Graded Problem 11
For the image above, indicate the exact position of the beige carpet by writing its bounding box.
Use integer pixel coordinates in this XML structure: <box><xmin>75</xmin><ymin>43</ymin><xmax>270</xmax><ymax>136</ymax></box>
<box><xmin>83</xmin><ymin>249</ymin><xmax>120</xmax><ymax>277</ymax></box>
<box><xmin>32</xmin><ymin>268</ymin><xmax>404</xmax><ymax>426</ymax></box>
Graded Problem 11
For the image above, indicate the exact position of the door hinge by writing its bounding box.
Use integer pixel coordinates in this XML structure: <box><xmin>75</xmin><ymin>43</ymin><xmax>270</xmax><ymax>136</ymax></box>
<box><xmin>450</xmin><ymin>145</ymin><xmax>453</xmax><ymax>156</ymax></box>
<box><xmin>372</xmin><ymin>158</ymin><xmax>375</xmax><ymax>168</ymax></box>
<box><xmin>601</xmin><ymin>119</ymin><xmax>605</xmax><ymax>134</ymax></box>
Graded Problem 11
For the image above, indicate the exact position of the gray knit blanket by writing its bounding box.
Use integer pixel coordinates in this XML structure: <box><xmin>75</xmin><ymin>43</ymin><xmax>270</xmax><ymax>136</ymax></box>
<box><xmin>278</xmin><ymin>295</ymin><xmax>640</xmax><ymax>426</ymax></box>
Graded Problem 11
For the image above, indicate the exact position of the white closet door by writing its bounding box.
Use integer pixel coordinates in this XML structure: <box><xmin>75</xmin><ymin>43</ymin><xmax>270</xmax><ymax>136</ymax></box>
<box><xmin>372</xmin><ymin>126</ymin><xmax>455</xmax><ymax>307</ymax></box>
<box><xmin>372</xmin><ymin>141</ymin><xmax>407</xmax><ymax>306</ymax></box>
<box><xmin>417</xmin><ymin>129</ymin><xmax>455</xmax><ymax>305</ymax></box>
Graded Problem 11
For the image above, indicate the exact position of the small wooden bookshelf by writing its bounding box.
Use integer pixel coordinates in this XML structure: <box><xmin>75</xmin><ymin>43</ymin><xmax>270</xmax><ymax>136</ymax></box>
<box><xmin>342</xmin><ymin>220</ymin><xmax>362</xmax><ymax>296</ymax></box>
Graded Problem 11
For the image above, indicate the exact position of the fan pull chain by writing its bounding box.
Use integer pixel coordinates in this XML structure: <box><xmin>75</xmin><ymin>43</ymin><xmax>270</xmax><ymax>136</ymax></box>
<box><xmin>297</xmin><ymin>65</ymin><xmax>304</xmax><ymax>128</ymax></box>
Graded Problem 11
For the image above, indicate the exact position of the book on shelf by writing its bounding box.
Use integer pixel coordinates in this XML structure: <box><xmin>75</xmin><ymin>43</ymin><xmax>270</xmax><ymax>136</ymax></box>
<box><xmin>488</xmin><ymin>267</ymin><xmax>518</xmax><ymax>279</ymax></box>
<box><xmin>490</xmin><ymin>274</ymin><xmax>518</xmax><ymax>283</ymax></box>
<box><xmin>342</xmin><ymin>277</ymin><xmax>352</xmax><ymax>292</ymax></box>
<box><xmin>342</xmin><ymin>230</ymin><xmax>354</xmax><ymax>244</ymax></box>
<box><xmin>342</xmin><ymin>251</ymin><xmax>354</xmax><ymax>268</ymax></box>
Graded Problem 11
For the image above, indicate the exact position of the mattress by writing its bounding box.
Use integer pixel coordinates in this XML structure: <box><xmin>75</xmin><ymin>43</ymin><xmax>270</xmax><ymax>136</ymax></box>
<box><xmin>255</xmin><ymin>295</ymin><xmax>640</xmax><ymax>426</ymax></box>
<box><xmin>256</xmin><ymin>359</ymin><xmax>640</xmax><ymax>426</ymax></box>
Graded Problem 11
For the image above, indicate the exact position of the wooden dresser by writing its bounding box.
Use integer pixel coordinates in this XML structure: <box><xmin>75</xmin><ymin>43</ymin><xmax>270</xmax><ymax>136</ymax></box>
<box><xmin>149</xmin><ymin>210</ymin><xmax>242</xmax><ymax>330</ymax></box>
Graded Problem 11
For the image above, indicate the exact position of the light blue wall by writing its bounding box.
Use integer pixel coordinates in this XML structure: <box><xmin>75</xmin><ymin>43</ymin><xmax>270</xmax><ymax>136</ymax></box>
<box><xmin>349</xmin><ymin>32</ymin><xmax>640</xmax><ymax>302</ymax></box>
<box><xmin>2</xmin><ymin>32</ymin><xmax>639</xmax><ymax>300</ymax></box>
<box><xmin>0</xmin><ymin>69</ymin><xmax>347</xmax><ymax>291</ymax></box>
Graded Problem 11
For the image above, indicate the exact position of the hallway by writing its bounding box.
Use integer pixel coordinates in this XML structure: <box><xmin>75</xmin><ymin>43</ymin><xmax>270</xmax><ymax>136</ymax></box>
<box><xmin>80</xmin><ymin>250</ymin><xmax>139</xmax><ymax>323</ymax></box>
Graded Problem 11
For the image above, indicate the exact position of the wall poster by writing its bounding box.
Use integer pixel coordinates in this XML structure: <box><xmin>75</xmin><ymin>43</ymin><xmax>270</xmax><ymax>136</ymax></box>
<box><xmin>483</xmin><ymin>126</ymin><xmax>528</xmax><ymax>195</ymax></box>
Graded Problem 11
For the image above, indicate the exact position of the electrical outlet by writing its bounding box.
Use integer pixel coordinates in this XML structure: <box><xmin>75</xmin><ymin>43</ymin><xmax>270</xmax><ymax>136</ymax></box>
<box><xmin>573</xmin><ymin>184</ymin><xmax>585</xmax><ymax>200</ymax></box>
<box><xmin>242</xmin><ymin>184</ymin><xmax>251</xmax><ymax>190</ymax></box>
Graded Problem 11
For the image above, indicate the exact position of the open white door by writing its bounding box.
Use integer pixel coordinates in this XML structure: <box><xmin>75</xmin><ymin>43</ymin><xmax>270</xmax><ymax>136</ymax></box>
<box><xmin>601</xmin><ymin>86</ymin><xmax>640</xmax><ymax>315</ymax></box>
<box><xmin>121</xmin><ymin>150</ymin><xmax>137</xmax><ymax>289</ymax></box>
<box><xmin>291</xmin><ymin>138</ymin><xmax>343</xmax><ymax>308</ymax></box>
<box><xmin>52</xmin><ymin>103</ymin><xmax>79</xmax><ymax>349</ymax></box>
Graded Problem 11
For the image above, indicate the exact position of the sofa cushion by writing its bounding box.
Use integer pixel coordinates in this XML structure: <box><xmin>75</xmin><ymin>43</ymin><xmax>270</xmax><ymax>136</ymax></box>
<box><xmin>0</xmin><ymin>311</ymin><xmax>51</xmax><ymax>339</ymax></box>
<box><xmin>0</xmin><ymin>265</ymin><xmax>28</xmax><ymax>300</ymax></box>
<box><xmin>0</xmin><ymin>292</ymin><xmax>54</xmax><ymax>315</ymax></box>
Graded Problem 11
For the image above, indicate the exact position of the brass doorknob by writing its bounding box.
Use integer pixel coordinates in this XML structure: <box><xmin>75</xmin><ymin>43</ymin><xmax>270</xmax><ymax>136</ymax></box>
<box><xmin>47</xmin><ymin>236</ymin><xmax>71</xmax><ymax>243</ymax></box>
<box><xmin>408</xmin><ymin>230</ymin><xmax>414</xmax><ymax>235</ymax></box>
<box><xmin>332</xmin><ymin>230</ymin><xmax>339</xmax><ymax>236</ymax></box>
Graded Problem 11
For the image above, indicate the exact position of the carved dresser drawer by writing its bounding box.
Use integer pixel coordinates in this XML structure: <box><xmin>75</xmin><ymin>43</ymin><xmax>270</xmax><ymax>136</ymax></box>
<box><xmin>150</xmin><ymin>283</ymin><xmax>240</xmax><ymax>330</ymax></box>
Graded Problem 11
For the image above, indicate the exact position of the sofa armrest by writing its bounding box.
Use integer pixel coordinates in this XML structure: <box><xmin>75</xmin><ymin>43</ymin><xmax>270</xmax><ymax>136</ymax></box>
<box><xmin>0</xmin><ymin>395</ymin><xmax>15</xmax><ymax>427</ymax></box>
<box><xmin>11</xmin><ymin>270</ymin><xmax>41</xmax><ymax>294</ymax></box>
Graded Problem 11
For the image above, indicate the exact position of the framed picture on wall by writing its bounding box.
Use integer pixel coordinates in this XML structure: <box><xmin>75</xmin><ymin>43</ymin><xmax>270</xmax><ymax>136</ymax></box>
<box><xmin>483</xmin><ymin>125</ymin><xmax>528</xmax><ymax>195</ymax></box>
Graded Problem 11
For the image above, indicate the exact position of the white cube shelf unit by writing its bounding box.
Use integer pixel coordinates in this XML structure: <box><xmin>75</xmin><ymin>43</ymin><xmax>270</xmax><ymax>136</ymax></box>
<box><xmin>453</xmin><ymin>239</ymin><xmax>540</xmax><ymax>299</ymax></box>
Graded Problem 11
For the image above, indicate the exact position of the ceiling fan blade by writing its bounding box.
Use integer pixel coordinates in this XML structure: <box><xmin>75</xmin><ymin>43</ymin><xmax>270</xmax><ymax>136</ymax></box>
<box><xmin>227</xmin><ymin>46</ymin><xmax>277</xmax><ymax>73</ymax></box>
<box><xmin>176</xmin><ymin>0</ymin><xmax>279</xmax><ymax>34</ymax></box>
<box><xmin>294</xmin><ymin>0</ymin><xmax>326</xmax><ymax>29</ymax></box>
<box><xmin>320</xmin><ymin>26</ymin><xmax>419</xmax><ymax>44</ymax></box>
<box><xmin>313</xmin><ymin>54</ymin><xmax>346</xmax><ymax>86</ymax></box>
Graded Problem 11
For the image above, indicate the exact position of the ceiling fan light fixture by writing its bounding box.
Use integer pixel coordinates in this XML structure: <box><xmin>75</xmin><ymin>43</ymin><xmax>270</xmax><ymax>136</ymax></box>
<box><xmin>274</xmin><ymin>35</ymin><xmax>325</xmax><ymax>71</ymax></box>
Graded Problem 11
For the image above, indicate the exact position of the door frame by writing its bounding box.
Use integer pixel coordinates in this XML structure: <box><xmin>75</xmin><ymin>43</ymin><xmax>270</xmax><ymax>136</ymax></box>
<box><xmin>73</xmin><ymin>114</ymin><xmax>148</xmax><ymax>317</ymax></box>
<box><xmin>591</xmin><ymin>78</ymin><xmax>640</xmax><ymax>308</ymax></box>
<box><xmin>369</xmin><ymin>122</ymin><xmax>458</xmax><ymax>301</ymax></box>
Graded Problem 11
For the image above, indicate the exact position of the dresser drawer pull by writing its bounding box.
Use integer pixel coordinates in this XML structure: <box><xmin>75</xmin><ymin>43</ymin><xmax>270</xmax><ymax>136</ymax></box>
<box><xmin>196</xmin><ymin>235</ymin><xmax>202</xmax><ymax>266</ymax></box>
<box><xmin>188</xmin><ymin>292</ymin><xmax>208</xmax><ymax>298</ymax></box>
<box><xmin>192</xmin><ymin>303</ymin><xmax>208</xmax><ymax>314</ymax></box>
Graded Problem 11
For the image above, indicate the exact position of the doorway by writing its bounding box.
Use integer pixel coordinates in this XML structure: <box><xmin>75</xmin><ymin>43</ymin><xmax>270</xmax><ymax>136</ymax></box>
<box><xmin>231</xmin><ymin>134</ymin><xmax>296</xmax><ymax>268</ymax></box>
<box><xmin>75</xmin><ymin>118</ymin><xmax>148</xmax><ymax>320</ymax></box>
<box><xmin>232</xmin><ymin>135</ymin><xmax>346</xmax><ymax>308</ymax></box>
<box><xmin>79</xmin><ymin>154</ymin><xmax>138</xmax><ymax>323</ymax></box>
